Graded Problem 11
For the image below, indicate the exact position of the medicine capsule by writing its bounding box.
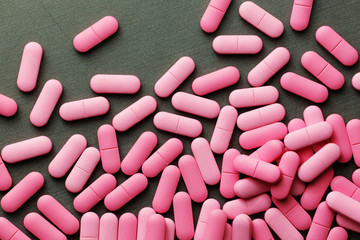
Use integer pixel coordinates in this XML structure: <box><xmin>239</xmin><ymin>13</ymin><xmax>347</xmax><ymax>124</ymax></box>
<box><xmin>200</xmin><ymin>0</ymin><xmax>232</xmax><ymax>33</ymax></box>
<box><xmin>290</xmin><ymin>0</ymin><xmax>313</xmax><ymax>31</ymax></box>
<box><xmin>90</xmin><ymin>74</ymin><xmax>141</xmax><ymax>94</ymax></box>
<box><xmin>212</xmin><ymin>35</ymin><xmax>263</xmax><ymax>54</ymax></box>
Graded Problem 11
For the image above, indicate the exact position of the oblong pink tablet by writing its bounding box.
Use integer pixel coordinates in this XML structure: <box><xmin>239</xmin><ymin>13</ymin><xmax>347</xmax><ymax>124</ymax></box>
<box><xmin>252</xmin><ymin>218</ymin><xmax>274</xmax><ymax>240</ymax></box>
<box><xmin>223</xmin><ymin>223</ymin><xmax>232</xmax><ymax>240</ymax></box>
<box><xmin>173</xmin><ymin>192</ymin><xmax>194</xmax><ymax>240</ymax></box>
<box><xmin>280</xmin><ymin>72</ymin><xmax>329</xmax><ymax>103</ymax></box>
<box><xmin>37</xmin><ymin>195</ymin><xmax>79</xmax><ymax>235</ymax></box>
<box><xmin>113</xmin><ymin>96</ymin><xmax>157</xmax><ymax>131</ymax></box>
<box><xmin>316</xmin><ymin>26</ymin><xmax>358</xmax><ymax>66</ymax></box>
<box><xmin>239</xmin><ymin>1</ymin><xmax>284</xmax><ymax>38</ymax></box>
<box><xmin>142</xmin><ymin>138</ymin><xmax>183</xmax><ymax>178</ymax></box>
<box><xmin>327</xmin><ymin>227</ymin><xmax>348</xmax><ymax>240</ymax></box>
<box><xmin>104</xmin><ymin>173</ymin><xmax>148</xmax><ymax>211</ymax></box>
<box><xmin>234</xmin><ymin>177</ymin><xmax>270</xmax><ymax>199</ymax></box>
<box><xmin>336</xmin><ymin>215</ymin><xmax>360</xmax><ymax>234</ymax></box>
<box><xmin>0</xmin><ymin>157</ymin><xmax>12</xmax><ymax>191</ymax></box>
<box><xmin>145</xmin><ymin>214</ymin><xmax>166</xmax><ymax>240</ymax></box>
<box><xmin>1</xmin><ymin>136</ymin><xmax>52</xmax><ymax>163</ymax></box>
<box><xmin>352</xmin><ymin>73</ymin><xmax>360</xmax><ymax>91</ymax></box>
<box><xmin>73</xmin><ymin>173</ymin><xmax>116</xmax><ymax>213</ymax></box>
<box><xmin>232</xmin><ymin>214</ymin><xmax>252</xmax><ymax>240</ymax></box>
<box><xmin>165</xmin><ymin>218</ymin><xmax>175</xmax><ymax>240</ymax></box>
<box><xmin>171</xmin><ymin>92</ymin><xmax>220</xmax><ymax>119</ymax></box>
<box><xmin>306</xmin><ymin>202</ymin><xmax>334</xmax><ymax>240</ymax></box>
<box><xmin>30</xmin><ymin>79</ymin><xmax>63</xmax><ymax>127</ymax></box>
<box><xmin>17</xmin><ymin>42</ymin><xmax>43</xmax><ymax>92</ymax></box>
<box><xmin>212</xmin><ymin>35</ymin><xmax>263</xmax><ymax>54</ymax></box>
<box><xmin>347</xmin><ymin>119</ymin><xmax>360</xmax><ymax>167</ymax></box>
<box><xmin>99</xmin><ymin>213</ymin><xmax>118</xmax><ymax>240</ymax></box>
<box><xmin>200</xmin><ymin>0</ymin><xmax>231</xmax><ymax>33</ymax></box>
<box><xmin>48</xmin><ymin>134</ymin><xmax>87</xmax><ymax>178</ymax></box>
<box><xmin>24</xmin><ymin>212</ymin><xmax>66</xmax><ymax>240</ymax></box>
<box><xmin>220</xmin><ymin>149</ymin><xmax>240</xmax><ymax>198</ymax></box>
<box><xmin>331</xmin><ymin>176</ymin><xmax>360</xmax><ymax>201</ymax></box>
<box><xmin>192</xmin><ymin>66</ymin><xmax>240</xmax><ymax>95</ymax></box>
<box><xmin>73</xmin><ymin>16</ymin><xmax>118</xmax><ymax>52</ymax></box>
<box><xmin>153</xmin><ymin>111</ymin><xmax>202</xmax><ymax>138</ymax></box>
<box><xmin>290</xmin><ymin>0</ymin><xmax>313</xmax><ymax>31</ymax></box>
<box><xmin>239</xmin><ymin>122</ymin><xmax>287</xmax><ymax>150</ymax></box>
<box><xmin>118</xmin><ymin>213</ymin><xmax>137</xmax><ymax>240</ymax></box>
<box><xmin>326</xmin><ymin>191</ymin><xmax>360</xmax><ymax>224</ymax></box>
<box><xmin>137</xmin><ymin>208</ymin><xmax>156</xmax><ymax>240</ymax></box>
<box><xmin>154</xmin><ymin>57</ymin><xmax>195</xmax><ymax>98</ymax></box>
<box><xmin>1</xmin><ymin>172</ymin><xmax>44</xmax><ymax>212</ymax></box>
<box><xmin>80</xmin><ymin>212</ymin><xmax>99</xmax><ymax>240</ymax></box>
<box><xmin>194</xmin><ymin>199</ymin><xmax>221</xmax><ymax>240</ymax></box>
<box><xmin>97</xmin><ymin>124</ymin><xmax>120</xmax><ymax>174</ymax></box>
<box><xmin>301</xmin><ymin>51</ymin><xmax>344</xmax><ymax>90</ymax></box>
<box><xmin>250</xmin><ymin>139</ymin><xmax>285</xmax><ymax>163</ymax></box>
<box><xmin>203</xmin><ymin>209</ymin><xmax>227</xmax><ymax>240</ymax></box>
<box><xmin>0</xmin><ymin>217</ymin><xmax>31</xmax><ymax>240</ymax></box>
<box><xmin>248</xmin><ymin>47</ymin><xmax>290</xmax><ymax>87</ymax></box>
<box><xmin>0</xmin><ymin>93</ymin><xmax>17</xmax><ymax>117</ymax></box>
<box><xmin>90</xmin><ymin>74</ymin><xmax>141</xmax><ymax>94</ymax></box>
<box><xmin>229</xmin><ymin>86</ymin><xmax>279</xmax><ymax>108</ymax></box>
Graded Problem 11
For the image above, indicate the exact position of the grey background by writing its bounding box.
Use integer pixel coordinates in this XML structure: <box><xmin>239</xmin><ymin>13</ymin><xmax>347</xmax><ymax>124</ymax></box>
<box><xmin>0</xmin><ymin>0</ymin><xmax>359</xmax><ymax>239</ymax></box>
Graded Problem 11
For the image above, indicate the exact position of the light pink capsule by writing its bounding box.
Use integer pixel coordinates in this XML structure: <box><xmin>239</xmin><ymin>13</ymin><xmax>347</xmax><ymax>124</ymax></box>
<box><xmin>290</xmin><ymin>176</ymin><xmax>306</xmax><ymax>196</ymax></box>
<box><xmin>192</xmin><ymin>66</ymin><xmax>240</xmax><ymax>96</ymax></box>
<box><xmin>90</xmin><ymin>74</ymin><xmax>141</xmax><ymax>94</ymax></box>
<box><xmin>17</xmin><ymin>42</ymin><xmax>42</xmax><ymax>92</ymax></box>
<box><xmin>24</xmin><ymin>212</ymin><xmax>66</xmax><ymax>240</ymax></box>
<box><xmin>248</xmin><ymin>47</ymin><xmax>290</xmax><ymax>87</ymax></box>
<box><xmin>316</xmin><ymin>26</ymin><xmax>358</xmax><ymax>66</ymax></box>
<box><xmin>232</xmin><ymin>214</ymin><xmax>252</xmax><ymax>240</ymax></box>
<box><xmin>212</xmin><ymin>35</ymin><xmax>263</xmax><ymax>54</ymax></box>
<box><xmin>0</xmin><ymin>93</ymin><xmax>17</xmax><ymax>117</ymax></box>
<box><xmin>171</xmin><ymin>92</ymin><xmax>220</xmax><ymax>119</ymax></box>
<box><xmin>239</xmin><ymin>1</ymin><xmax>284</xmax><ymax>38</ymax></box>
<box><xmin>200</xmin><ymin>0</ymin><xmax>231</xmax><ymax>33</ymax></box>
<box><xmin>250</xmin><ymin>139</ymin><xmax>285</xmax><ymax>163</ymax></box>
<box><xmin>303</xmin><ymin>105</ymin><xmax>325</xmax><ymax>125</ymax></box>
<box><xmin>113</xmin><ymin>96</ymin><xmax>157</xmax><ymax>131</ymax></box>
<box><xmin>154</xmin><ymin>57</ymin><xmax>195</xmax><ymax>98</ymax></box>
<box><xmin>65</xmin><ymin>147</ymin><xmax>100</xmax><ymax>193</ymax></box>
<box><xmin>1</xmin><ymin>172</ymin><xmax>44</xmax><ymax>212</ymax></box>
<box><xmin>99</xmin><ymin>213</ymin><xmax>118</xmax><ymax>240</ymax></box>
<box><xmin>301</xmin><ymin>51</ymin><xmax>345</xmax><ymax>90</ymax></box>
<box><xmin>252</xmin><ymin>218</ymin><xmax>274</xmax><ymax>240</ymax></box>
<box><xmin>352</xmin><ymin>73</ymin><xmax>360</xmax><ymax>91</ymax></box>
<box><xmin>73</xmin><ymin>173</ymin><xmax>116</xmax><ymax>213</ymax></box>
<box><xmin>165</xmin><ymin>218</ymin><xmax>175</xmax><ymax>240</ymax></box>
<box><xmin>118</xmin><ymin>213</ymin><xmax>137</xmax><ymax>240</ymax></box>
<box><xmin>352</xmin><ymin>169</ymin><xmax>360</xmax><ymax>187</ymax></box>
<box><xmin>229</xmin><ymin>86</ymin><xmax>279</xmax><ymax>108</ymax></box>
<box><xmin>178</xmin><ymin>155</ymin><xmax>208</xmax><ymax>203</ymax></box>
<box><xmin>80</xmin><ymin>212</ymin><xmax>99</xmax><ymax>240</ymax></box>
<box><xmin>290</xmin><ymin>0</ymin><xmax>313</xmax><ymax>31</ymax></box>
<box><xmin>306</xmin><ymin>202</ymin><xmax>334</xmax><ymax>240</ymax></box>
<box><xmin>203</xmin><ymin>209</ymin><xmax>227</xmax><ymax>240</ymax></box>
<box><xmin>223</xmin><ymin>223</ymin><xmax>232</xmax><ymax>240</ymax></box>
<box><xmin>122</xmin><ymin>131</ymin><xmax>157</xmax><ymax>176</ymax></box>
<box><xmin>142</xmin><ymin>138</ymin><xmax>183</xmax><ymax>178</ymax></box>
<box><xmin>330</xmin><ymin>176</ymin><xmax>360</xmax><ymax>201</ymax></box>
<box><xmin>327</xmin><ymin>227</ymin><xmax>348</xmax><ymax>240</ymax></box>
<box><xmin>194</xmin><ymin>199</ymin><xmax>221</xmax><ymax>240</ymax></box>
<box><xmin>326</xmin><ymin>191</ymin><xmax>360</xmax><ymax>224</ymax></box>
<box><xmin>60</xmin><ymin>96</ymin><xmax>110</xmax><ymax>121</ymax></box>
<box><xmin>336</xmin><ymin>214</ymin><xmax>360</xmax><ymax>234</ymax></box>
<box><xmin>105</xmin><ymin>173</ymin><xmax>148</xmax><ymax>211</ymax></box>
<box><xmin>347</xmin><ymin>119</ymin><xmax>360</xmax><ymax>166</ymax></box>
<box><xmin>152</xmin><ymin>165</ymin><xmax>180</xmax><ymax>213</ymax></box>
<box><xmin>137</xmin><ymin>208</ymin><xmax>156</xmax><ymax>240</ymax></box>
<box><xmin>145</xmin><ymin>214</ymin><xmax>166</xmax><ymax>240</ymax></box>
<box><xmin>220</xmin><ymin>149</ymin><xmax>240</xmax><ymax>198</ymax></box>
<box><xmin>0</xmin><ymin>157</ymin><xmax>12</xmax><ymax>191</ymax></box>
<box><xmin>234</xmin><ymin>177</ymin><xmax>270</xmax><ymax>199</ymax></box>
<box><xmin>1</xmin><ymin>136</ymin><xmax>52</xmax><ymax>163</ymax></box>
<box><xmin>0</xmin><ymin>217</ymin><xmax>31</xmax><ymax>240</ymax></box>
<box><xmin>153</xmin><ymin>111</ymin><xmax>202</xmax><ymax>138</ymax></box>
<box><xmin>97</xmin><ymin>124</ymin><xmax>121</xmax><ymax>174</ymax></box>
<box><xmin>173</xmin><ymin>192</ymin><xmax>194</xmax><ymax>240</ymax></box>
<box><xmin>73</xmin><ymin>16</ymin><xmax>118</xmax><ymax>52</ymax></box>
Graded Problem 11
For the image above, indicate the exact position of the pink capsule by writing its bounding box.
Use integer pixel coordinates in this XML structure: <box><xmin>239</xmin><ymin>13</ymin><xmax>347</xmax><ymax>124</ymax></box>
<box><xmin>303</xmin><ymin>105</ymin><xmax>325</xmax><ymax>125</ymax></box>
<box><xmin>306</xmin><ymin>202</ymin><xmax>335</xmax><ymax>240</ymax></box>
<box><xmin>290</xmin><ymin>0</ymin><xmax>313</xmax><ymax>31</ymax></box>
<box><xmin>200</xmin><ymin>0</ymin><xmax>231</xmax><ymax>33</ymax></box>
<box><xmin>223</xmin><ymin>223</ymin><xmax>232</xmax><ymax>240</ymax></box>
<box><xmin>118</xmin><ymin>213</ymin><xmax>137</xmax><ymax>240</ymax></box>
<box><xmin>194</xmin><ymin>199</ymin><xmax>221</xmax><ymax>240</ymax></box>
<box><xmin>0</xmin><ymin>93</ymin><xmax>17</xmax><ymax>117</ymax></box>
<box><xmin>252</xmin><ymin>218</ymin><xmax>274</xmax><ymax>240</ymax></box>
<box><xmin>330</xmin><ymin>176</ymin><xmax>360</xmax><ymax>201</ymax></box>
<box><xmin>137</xmin><ymin>208</ymin><xmax>156</xmax><ymax>240</ymax></box>
<box><xmin>90</xmin><ymin>74</ymin><xmax>141</xmax><ymax>94</ymax></box>
<box><xmin>352</xmin><ymin>73</ymin><xmax>360</xmax><ymax>91</ymax></box>
<box><xmin>173</xmin><ymin>192</ymin><xmax>194</xmax><ymax>240</ymax></box>
<box><xmin>0</xmin><ymin>217</ymin><xmax>31</xmax><ymax>240</ymax></box>
<box><xmin>229</xmin><ymin>86</ymin><xmax>279</xmax><ymax>108</ymax></box>
<box><xmin>204</xmin><ymin>209</ymin><xmax>227</xmax><ymax>240</ymax></box>
<box><xmin>99</xmin><ymin>213</ymin><xmax>118</xmax><ymax>240</ymax></box>
<box><xmin>250</xmin><ymin>139</ymin><xmax>285</xmax><ymax>163</ymax></box>
<box><xmin>73</xmin><ymin>16</ymin><xmax>118</xmax><ymax>52</ymax></box>
<box><xmin>17</xmin><ymin>42</ymin><xmax>43</xmax><ymax>92</ymax></box>
<box><xmin>0</xmin><ymin>157</ymin><xmax>12</xmax><ymax>191</ymax></box>
<box><xmin>347</xmin><ymin>119</ymin><xmax>360</xmax><ymax>167</ymax></box>
<box><xmin>353</xmin><ymin>169</ymin><xmax>360</xmax><ymax>187</ymax></box>
<box><xmin>80</xmin><ymin>212</ymin><xmax>99</xmax><ymax>240</ymax></box>
<box><xmin>212</xmin><ymin>35</ymin><xmax>263</xmax><ymax>54</ymax></box>
<box><xmin>165</xmin><ymin>218</ymin><xmax>175</xmax><ymax>240</ymax></box>
<box><xmin>326</xmin><ymin>191</ymin><xmax>360</xmax><ymax>224</ymax></box>
<box><xmin>192</xmin><ymin>66</ymin><xmax>240</xmax><ymax>95</ymax></box>
<box><xmin>232</xmin><ymin>214</ymin><xmax>252</xmax><ymax>240</ymax></box>
<box><xmin>145</xmin><ymin>214</ymin><xmax>166</xmax><ymax>240</ymax></box>
<box><xmin>220</xmin><ymin>149</ymin><xmax>240</xmax><ymax>198</ymax></box>
<box><xmin>24</xmin><ymin>212</ymin><xmax>66</xmax><ymax>240</ymax></box>
<box><xmin>336</xmin><ymin>214</ymin><xmax>360</xmax><ymax>234</ymax></box>
<box><xmin>234</xmin><ymin>177</ymin><xmax>270</xmax><ymax>199</ymax></box>
<box><xmin>154</xmin><ymin>57</ymin><xmax>195</xmax><ymax>98</ymax></box>
<box><xmin>327</xmin><ymin>227</ymin><xmax>348</xmax><ymax>240</ymax></box>
<box><xmin>316</xmin><ymin>26</ymin><xmax>358</xmax><ymax>66</ymax></box>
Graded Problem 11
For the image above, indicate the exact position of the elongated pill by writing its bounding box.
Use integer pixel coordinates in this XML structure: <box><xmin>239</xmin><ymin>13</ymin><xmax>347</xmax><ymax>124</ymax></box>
<box><xmin>24</xmin><ymin>212</ymin><xmax>66</xmax><ymax>240</ymax></box>
<box><xmin>137</xmin><ymin>208</ymin><xmax>156</xmax><ymax>240</ymax></box>
<box><xmin>220</xmin><ymin>149</ymin><xmax>240</xmax><ymax>198</ymax></box>
<box><xmin>331</xmin><ymin>176</ymin><xmax>360</xmax><ymax>201</ymax></box>
<box><xmin>326</xmin><ymin>191</ymin><xmax>360</xmax><ymax>224</ymax></box>
<box><xmin>347</xmin><ymin>119</ymin><xmax>360</xmax><ymax>167</ymax></box>
<box><xmin>113</xmin><ymin>96</ymin><xmax>157</xmax><ymax>131</ymax></box>
<box><xmin>118</xmin><ymin>213</ymin><xmax>137</xmax><ymax>240</ymax></box>
<box><xmin>0</xmin><ymin>217</ymin><xmax>31</xmax><ymax>240</ymax></box>
<box><xmin>90</xmin><ymin>74</ymin><xmax>141</xmax><ymax>94</ymax></box>
<box><xmin>234</xmin><ymin>177</ymin><xmax>270</xmax><ymax>199</ymax></box>
<box><xmin>204</xmin><ymin>209</ymin><xmax>227</xmax><ymax>240</ymax></box>
<box><xmin>290</xmin><ymin>176</ymin><xmax>306</xmax><ymax>196</ymax></box>
<box><xmin>306</xmin><ymin>202</ymin><xmax>334</xmax><ymax>240</ymax></box>
<box><xmin>73</xmin><ymin>16</ymin><xmax>118</xmax><ymax>52</ymax></box>
<box><xmin>165</xmin><ymin>218</ymin><xmax>175</xmax><ymax>240</ymax></box>
<box><xmin>252</xmin><ymin>218</ymin><xmax>274</xmax><ymax>240</ymax></box>
<box><xmin>232</xmin><ymin>214</ymin><xmax>252</xmax><ymax>240</ymax></box>
<box><xmin>194</xmin><ymin>199</ymin><xmax>221</xmax><ymax>240</ymax></box>
<box><xmin>192</xmin><ymin>66</ymin><xmax>240</xmax><ymax>95</ymax></box>
<box><xmin>229</xmin><ymin>86</ymin><xmax>279</xmax><ymax>108</ymax></box>
<box><xmin>336</xmin><ymin>215</ymin><xmax>360</xmax><ymax>233</ymax></box>
<box><xmin>145</xmin><ymin>214</ymin><xmax>166</xmax><ymax>240</ymax></box>
<box><xmin>327</xmin><ymin>227</ymin><xmax>348</xmax><ymax>240</ymax></box>
<box><xmin>290</xmin><ymin>0</ymin><xmax>313</xmax><ymax>31</ymax></box>
<box><xmin>80</xmin><ymin>212</ymin><xmax>99</xmax><ymax>240</ymax></box>
<box><xmin>173</xmin><ymin>192</ymin><xmax>194</xmax><ymax>240</ymax></box>
<box><xmin>99</xmin><ymin>213</ymin><xmax>118</xmax><ymax>240</ymax></box>
<box><xmin>30</xmin><ymin>79</ymin><xmax>63</xmax><ymax>127</ymax></box>
<box><xmin>212</xmin><ymin>35</ymin><xmax>263</xmax><ymax>54</ymax></box>
<box><xmin>154</xmin><ymin>57</ymin><xmax>195</xmax><ymax>98</ymax></box>
<box><xmin>250</xmin><ymin>139</ymin><xmax>285</xmax><ymax>163</ymax></box>
<box><xmin>0</xmin><ymin>157</ymin><xmax>12</xmax><ymax>191</ymax></box>
<box><xmin>0</xmin><ymin>93</ymin><xmax>17</xmax><ymax>117</ymax></box>
<box><xmin>17</xmin><ymin>42</ymin><xmax>42</xmax><ymax>92</ymax></box>
<box><xmin>1</xmin><ymin>172</ymin><xmax>44</xmax><ymax>212</ymax></box>
<box><xmin>223</xmin><ymin>224</ymin><xmax>232</xmax><ymax>240</ymax></box>
<box><xmin>200</xmin><ymin>0</ymin><xmax>231</xmax><ymax>33</ymax></box>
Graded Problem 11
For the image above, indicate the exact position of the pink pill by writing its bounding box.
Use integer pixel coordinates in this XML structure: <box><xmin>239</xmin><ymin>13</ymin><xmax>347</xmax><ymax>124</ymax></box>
<box><xmin>24</xmin><ymin>212</ymin><xmax>66</xmax><ymax>240</ymax></box>
<box><xmin>48</xmin><ymin>134</ymin><xmax>87</xmax><ymax>178</ymax></box>
<box><xmin>80</xmin><ymin>212</ymin><xmax>99</xmax><ymax>240</ymax></box>
<box><xmin>97</xmin><ymin>124</ymin><xmax>121</xmax><ymax>174</ymax></box>
<box><xmin>248</xmin><ymin>47</ymin><xmax>290</xmax><ymax>87</ymax></box>
<box><xmin>316</xmin><ymin>26</ymin><xmax>358</xmax><ymax>66</ymax></box>
<box><xmin>0</xmin><ymin>93</ymin><xmax>17</xmax><ymax>117</ymax></box>
<box><xmin>1</xmin><ymin>136</ymin><xmax>52</xmax><ymax>163</ymax></box>
<box><xmin>37</xmin><ymin>195</ymin><xmax>79</xmax><ymax>235</ymax></box>
<box><xmin>223</xmin><ymin>223</ymin><xmax>232</xmax><ymax>240</ymax></box>
<box><xmin>234</xmin><ymin>177</ymin><xmax>270</xmax><ymax>199</ymax></box>
<box><xmin>154</xmin><ymin>57</ymin><xmax>195</xmax><ymax>98</ymax></box>
<box><xmin>1</xmin><ymin>171</ymin><xmax>44</xmax><ymax>212</ymax></box>
<box><xmin>290</xmin><ymin>176</ymin><xmax>306</xmax><ymax>196</ymax></box>
<box><xmin>306</xmin><ymin>202</ymin><xmax>334</xmax><ymax>240</ymax></box>
<box><xmin>113</xmin><ymin>96</ymin><xmax>157</xmax><ymax>131</ymax></box>
<box><xmin>142</xmin><ymin>138</ymin><xmax>183</xmax><ymax>178</ymax></box>
<box><xmin>0</xmin><ymin>157</ymin><xmax>12</xmax><ymax>191</ymax></box>
<box><xmin>73</xmin><ymin>173</ymin><xmax>116</xmax><ymax>213</ymax></box>
<box><xmin>17</xmin><ymin>42</ymin><xmax>42</xmax><ymax>92</ymax></box>
<box><xmin>153</xmin><ymin>111</ymin><xmax>202</xmax><ymax>138</ymax></box>
<box><xmin>118</xmin><ymin>213</ymin><xmax>137</xmax><ymax>240</ymax></box>
<box><xmin>290</xmin><ymin>0</ymin><xmax>313</xmax><ymax>31</ymax></box>
<box><xmin>122</xmin><ymin>131</ymin><xmax>157</xmax><ymax>176</ymax></box>
<box><xmin>326</xmin><ymin>191</ymin><xmax>360</xmax><ymax>224</ymax></box>
<box><xmin>65</xmin><ymin>147</ymin><xmax>100</xmax><ymax>193</ymax></box>
<box><xmin>99</xmin><ymin>213</ymin><xmax>118</xmax><ymax>240</ymax></box>
<box><xmin>200</xmin><ymin>0</ymin><xmax>231</xmax><ymax>33</ymax></box>
<box><xmin>212</xmin><ymin>35</ymin><xmax>263</xmax><ymax>54</ymax></box>
<box><xmin>264</xmin><ymin>208</ymin><xmax>303</xmax><ymax>240</ymax></box>
<box><xmin>0</xmin><ymin>217</ymin><xmax>31</xmax><ymax>240</ymax></box>
<box><xmin>220</xmin><ymin>149</ymin><xmax>240</xmax><ymax>198</ymax></box>
<box><xmin>239</xmin><ymin>122</ymin><xmax>287</xmax><ymax>150</ymax></box>
<box><xmin>73</xmin><ymin>16</ymin><xmax>118</xmax><ymax>52</ymax></box>
<box><xmin>203</xmin><ymin>209</ymin><xmax>227</xmax><ymax>240</ymax></box>
<box><xmin>178</xmin><ymin>155</ymin><xmax>208</xmax><ymax>203</ymax></box>
<box><xmin>250</xmin><ymin>139</ymin><xmax>285</xmax><ymax>163</ymax></box>
<box><xmin>173</xmin><ymin>192</ymin><xmax>194</xmax><ymax>240</ymax></box>
<box><xmin>229</xmin><ymin>86</ymin><xmax>279</xmax><ymax>108</ymax></box>
<box><xmin>145</xmin><ymin>214</ymin><xmax>166</xmax><ymax>240</ymax></box>
<box><xmin>252</xmin><ymin>218</ymin><xmax>274</xmax><ymax>240</ymax></box>
<box><xmin>232</xmin><ymin>214</ymin><xmax>252</xmax><ymax>240</ymax></box>
<box><xmin>347</xmin><ymin>119</ymin><xmax>360</xmax><ymax>166</ymax></box>
<box><xmin>30</xmin><ymin>79</ymin><xmax>63</xmax><ymax>127</ymax></box>
<box><xmin>171</xmin><ymin>92</ymin><xmax>220</xmax><ymax>119</ymax></box>
<box><xmin>192</xmin><ymin>66</ymin><xmax>240</xmax><ymax>95</ymax></box>
<box><xmin>194</xmin><ymin>199</ymin><xmax>221</xmax><ymax>240</ymax></box>
<box><xmin>137</xmin><ymin>208</ymin><xmax>156</xmax><ymax>240</ymax></box>
<box><xmin>223</xmin><ymin>193</ymin><xmax>271</xmax><ymax>219</ymax></box>
<box><xmin>152</xmin><ymin>165</ymin><xmax>180</xmax><ymax>213</ymax></box>
<box><xmin>303</xmin><ymin>105</ymin><xmax>327</xmax><ymax>151</ymax></box>
<box><xmin>90</xmin><ymin>74</ymin><xmax>141</xmax><ymax>94</ymax></box>
<box><xmin>165</xmin><ymin>218</ymin><xmax>175</xmax><ymax>240</ymax></box>
<box><xmin>327</xmin><ymin>227</ymin><xmax>348</xmax><ymax>240</ymax></box>
<box><xmin>352</xmin><ymin>73</ymin><xmax>360</xmax><ymax>91</ymax></box>
<box><xmin>239</xmin><ymin>1</ymin><xmax>284</xmax><ymax>38</ymax></box>
<box><xmin>330</xmin><ymin>176</ymin><xmax>360</xmax><ymax>201</ymax></box>
<box><xmin>353</xmin><ymin>169</ymin><xmax>360</xmax><ymax>187</ymax></box>
<box><xmin>104</xmin><ymin>173</ymin><xmax>148</xmax><ymax>211</ymax></box>
<box><xmin>280</xmin><ymin>72</ymin><xmax>329</xmax><ymax>103</ymax></box>
<box><xmin>301</xmin><ymin>51</ymin><xmax>345</xmax><ymax>90</ymax></box>
<box><xmin>237</xmin><ymin>103</ymin><xmax>285</xmax><ymax>131</ymax></box>
<box><xmin>336</xmin><ymin>215</ymin><xmax>360</xmax><ymax>234</ymax></box>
